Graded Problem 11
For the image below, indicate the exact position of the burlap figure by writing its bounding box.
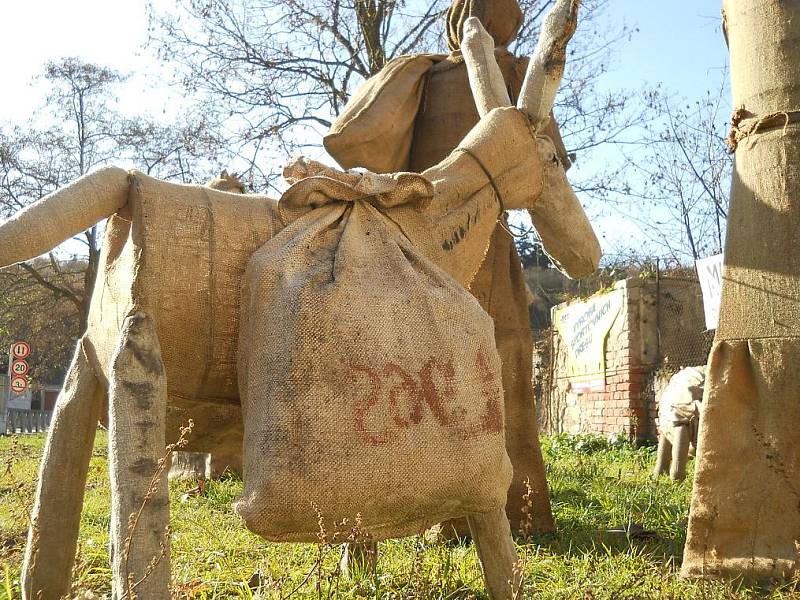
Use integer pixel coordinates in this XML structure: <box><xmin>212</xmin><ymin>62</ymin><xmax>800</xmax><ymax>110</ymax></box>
<box><xmin>326</xmin><ymin>0</ymin><xmax>571</xmax><ymax>535</ymax></box>
<box><xmin>3</xmin><ymin>3</ymin><xmax>593</xmax><ymax>595</ymax></box>
<box><xmin>653</xmin><ymin>366</ymin><xmax>705</xmax><ymax>481</ymax></box>
<box><xmin>682</xmin><ymin>0</ymin><xmax>800</xmax><ymax>580</ymax></box>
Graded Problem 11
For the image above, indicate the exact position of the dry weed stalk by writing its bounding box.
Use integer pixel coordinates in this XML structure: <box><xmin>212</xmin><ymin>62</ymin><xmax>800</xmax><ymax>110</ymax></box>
<box><xmin>118</xmin><ymin>419</ymin><xmax>194</xmax><ymax>600</ymax></box>
<box><xmin>510</xmin><ymin>477</ymin><xmax>537</xmax><ymax>599</ymax></box>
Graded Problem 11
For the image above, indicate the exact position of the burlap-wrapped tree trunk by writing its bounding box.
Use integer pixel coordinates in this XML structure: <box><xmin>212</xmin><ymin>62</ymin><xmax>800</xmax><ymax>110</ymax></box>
<box><xmin>682</xmin><ymin>0</ymin><xmax>800</xmax><ymax>579</ymax></box>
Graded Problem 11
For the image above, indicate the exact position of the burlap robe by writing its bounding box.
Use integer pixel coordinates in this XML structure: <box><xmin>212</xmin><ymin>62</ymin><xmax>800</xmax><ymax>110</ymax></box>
<box><xmin>682</xmin><ymin>0</ymin><xmax>800</xmax><ymax>580</ymax></box>
<box><xmin>236</xmin><ymin>160</ymin><xmax>513</xmax><ymax>542</ymax></box>
<box><xmin>325</xmin><ymin>48</ymin><xmax>559</xmax><ymax>534</ymax></box>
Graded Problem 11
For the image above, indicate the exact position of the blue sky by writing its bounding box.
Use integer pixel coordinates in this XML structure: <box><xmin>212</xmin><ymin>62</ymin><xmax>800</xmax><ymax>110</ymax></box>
<box><xmin>599</xmin><ymin>0</ymin><xmax>729</xmax><ymax>97</ymax></box>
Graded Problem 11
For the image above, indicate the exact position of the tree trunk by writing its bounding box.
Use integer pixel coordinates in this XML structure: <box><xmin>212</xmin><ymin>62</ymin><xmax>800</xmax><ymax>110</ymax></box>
<box><xmin>682</xmin><ymin>0</ymin><xmax>800</xmax><ymax>580</ymax></box>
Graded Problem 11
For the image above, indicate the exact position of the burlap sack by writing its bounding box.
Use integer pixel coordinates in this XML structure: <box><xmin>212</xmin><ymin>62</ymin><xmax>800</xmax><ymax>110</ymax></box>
<box><xmin>235</xmin><ymin>158</ymin><xmax>513</xmax><ymax>542</ymax></box>
<box><xmin>682</xmin><ymin>0</ymin><xmax>800</xmax><ymax>580</ymax></box>
<box><xmin>323</xmin><ymin>54</ymin><xmax>439</xmax><ymax>173</ymax></box>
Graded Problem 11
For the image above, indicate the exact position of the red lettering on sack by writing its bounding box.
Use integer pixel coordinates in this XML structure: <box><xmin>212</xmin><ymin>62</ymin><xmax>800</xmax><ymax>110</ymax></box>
<box><xmin>475</xmin><ymin>348</ymin><xmax>503</xmax><ymax>433</ymax></box>
<box><xmin>350</xmin><ymin>349</ymin><xmax>502</xmax><ymax>445</ymax></box>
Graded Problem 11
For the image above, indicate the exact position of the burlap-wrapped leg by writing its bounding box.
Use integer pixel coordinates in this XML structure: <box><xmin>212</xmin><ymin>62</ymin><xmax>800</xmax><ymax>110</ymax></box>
<box><xmin>682</xmin><ymin>340</ymin><xmax>800</xmax><ymax>579</ymax></box>
<box><xmin>108</xmin><ymin>313</ymin><xmax>170</xmax><ymax>599</ymax></box>
<box><xmin>21</xmin><ymin>340</ymin><xmax>102</xmax><ymax>600</ymax></box>
<box><xmin>468</xmin><ymin>508</ymin><xmax>522</xmax><ymax>600</ymax></box>
<box><xmin>669</xmin><ymin>424</ymin><xmax>690</xmax><ymax>482</ymax></box>
<box><xmin>340</xmin><ymin>542</ymin><xmax>378</xmax><ymax>578</ymax></box>
<box><xmin>169</xmin><ymin>451</ymin><xmax>209</xmax><ymax>480</ymax></box>
<box><xmin>653</xmin><ymin>430</ymin><xmax>672</xmax><ymax>478</ymax></box>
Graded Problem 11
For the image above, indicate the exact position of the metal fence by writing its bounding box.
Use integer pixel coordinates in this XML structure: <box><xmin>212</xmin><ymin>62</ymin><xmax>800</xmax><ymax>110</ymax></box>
<box><xmin>3</xmin><ymin>408</ymin><xmax>52</xmax><ymax>434</ymax></box>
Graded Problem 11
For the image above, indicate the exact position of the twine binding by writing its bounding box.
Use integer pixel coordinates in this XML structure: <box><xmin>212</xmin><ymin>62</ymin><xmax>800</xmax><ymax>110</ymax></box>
<box><xmin>727</xmin><ymin>108</ymin><xmax>800</xmax><ymax>152</ymax></box>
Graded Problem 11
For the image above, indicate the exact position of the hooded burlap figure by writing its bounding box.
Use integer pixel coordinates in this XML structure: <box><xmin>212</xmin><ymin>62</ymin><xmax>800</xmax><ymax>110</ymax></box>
<box><xmin>236</xmin><ymin>154</ymin><xmax>514</xmax><ymax>542</ymax></box>
<box><xmin>682</xmin><ymin>0</ymin><xmax>800</xmax><ymax>580</ymax></box>
<box><xmin>446</xmin><ymin>0</ymin><xmax>523</xmax><ymax>51</ymax></box>
<box><xmin>324</xmin><ymin>0</ymin><xmax>559</xmax><ymax>534</ymax></box>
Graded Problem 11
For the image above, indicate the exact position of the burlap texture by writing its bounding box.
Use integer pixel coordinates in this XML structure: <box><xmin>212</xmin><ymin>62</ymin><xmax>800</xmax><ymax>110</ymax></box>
<box><xmin>0</xmin><ymin>166</ymin><xmax>129</xmax><ymax>267</ymax></box>
<box><xmin>446</xmin><ymin>0</ymin><xmax>523</xmax><ymax>51</ymax></box>
<box><xmin>682</xmin><ymin>0</ymin><xmax>800</xmax><ymax>580</ymax></box>
<box><xmin>82</xmin><ymin>173</ymin><xmax>283</xmax><ymax>456</ymax></box>
<box><xmin>657</xmin><ymin>366</ymin><xmax>704</xmax><ymax>427</ymax></box>
<box><xmin>323</xmin><ymin>54</ymin><xmax>438</xmax><ymax>173</ymax></box>
<box><xmin>236</xmin><ymin>156</ymin><xmax>513</xmax><ymax>542</ymax></box>
<box><xmin>326</xmin><ymin>47</ymin><xmax>558</xmax><ymax>533</ymax></box>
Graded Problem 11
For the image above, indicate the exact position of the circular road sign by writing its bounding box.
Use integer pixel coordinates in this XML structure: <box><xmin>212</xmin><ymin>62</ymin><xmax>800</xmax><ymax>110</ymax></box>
<box><xmin>11</xmin><ymin>360</ymin><xmax>29</xmax><ymax>376</ymax></box>
<box><xmin>11</xmin><ymin>341</ymin><xmax>30</xmax><ymax>359</ymax></box>
<box><xmin>10</xmin><ymin>376</ymin><xmax>28</xmax><ymax>394</ymax></box>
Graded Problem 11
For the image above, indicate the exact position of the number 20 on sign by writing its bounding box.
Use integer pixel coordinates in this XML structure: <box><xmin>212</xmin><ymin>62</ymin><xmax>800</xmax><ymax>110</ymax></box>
<box><xmin>11</xmin><ymin>360</ymin><xmax>29</xmax><ymax>376</ymax></box>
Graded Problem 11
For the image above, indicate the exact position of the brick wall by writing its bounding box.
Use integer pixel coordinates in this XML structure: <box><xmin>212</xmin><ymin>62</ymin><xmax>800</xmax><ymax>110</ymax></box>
<box><xmin>537</xmin><ymin>276</ymin><xmax>707</xmax><ymax>441</ymax></box>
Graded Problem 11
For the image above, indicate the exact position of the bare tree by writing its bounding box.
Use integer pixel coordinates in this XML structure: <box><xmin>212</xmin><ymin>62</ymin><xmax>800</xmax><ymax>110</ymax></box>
<box><xmin>149</xmin><ymin>1</ymin><xmax>445</xmax><ymax>185</ymax></box>
<box><xmin>615</xmin><ymin>79</ymin><xmax>732</xmax><ymax>263</ymax></box>
<box><xmin>0</xmin><ymin>58</ymin><xmax>221</xmax><ymax>342</ymax></box>
<box><xmin>148</xmin><ymin>0</ymin><xmax>644</xmax><ymax>193</ymax></box>
<box><xmin>0</xmin><ymin>261</ymin><xmax>83</xmax><ymax>387</ymax></box>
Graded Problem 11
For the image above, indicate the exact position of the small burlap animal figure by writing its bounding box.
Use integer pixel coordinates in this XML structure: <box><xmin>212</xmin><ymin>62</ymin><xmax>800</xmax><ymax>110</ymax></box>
<box><xmin>653</xmin><ymin>366</ymin><xmax>705</xmax><ymax>481</ymax></box>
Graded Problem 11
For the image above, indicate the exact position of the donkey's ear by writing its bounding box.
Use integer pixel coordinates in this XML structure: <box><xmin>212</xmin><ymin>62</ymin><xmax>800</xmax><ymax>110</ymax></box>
<box><xmin>461</xmin><ymin>17</ymin><xmax>512</xmax><ymax>117</ymax></box>
<box><xmin>517</xmin><ymin>0</ymin><xmax>580</xmax><ymax>129</ymax></box>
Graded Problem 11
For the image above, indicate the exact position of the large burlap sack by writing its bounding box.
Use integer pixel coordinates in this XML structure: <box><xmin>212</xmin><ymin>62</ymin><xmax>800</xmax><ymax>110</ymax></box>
<box><xmin>236</xmin><ymin>158</ymin><xmax>513</xmax><ymax>542</ymax></box>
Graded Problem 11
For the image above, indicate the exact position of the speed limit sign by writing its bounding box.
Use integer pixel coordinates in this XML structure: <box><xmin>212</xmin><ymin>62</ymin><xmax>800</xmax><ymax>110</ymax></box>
<box><xmin>11</xmin><ymin>341</ymin><xmax>30</xmax><ymax>359</ymax></box>
<box><xmin>10</xmin><ymin>376</ymin><xmax>28</xmax><ymax>394</ymax></box>
<box><xmin>11</xmin><ymin>360</ymin><xmax>29</xmax><ymax>376</ymax></box>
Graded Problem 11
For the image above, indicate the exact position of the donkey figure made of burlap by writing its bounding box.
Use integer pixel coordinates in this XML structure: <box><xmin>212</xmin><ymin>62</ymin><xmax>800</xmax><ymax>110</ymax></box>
<box><xmin>0</xmin><ymin>2</ymin><xmax>597</xmax><ymax>598</ymax></box>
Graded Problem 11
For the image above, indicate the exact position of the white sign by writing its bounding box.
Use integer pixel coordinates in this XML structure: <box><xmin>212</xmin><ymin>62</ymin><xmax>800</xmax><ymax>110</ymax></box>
<box><xmin>696</xmin><ymin>254</ymin><xmax>724</xmax><ymax>330</ymax></box>
<box><xmin>554</xmin><ymin>290</ymin><xmax>624</xmax><ymax>393</ymax></box>
<box><xmin>10</xmin><ymin>376</ymin><xmax>28</xmax><ymax>394</ymax></box>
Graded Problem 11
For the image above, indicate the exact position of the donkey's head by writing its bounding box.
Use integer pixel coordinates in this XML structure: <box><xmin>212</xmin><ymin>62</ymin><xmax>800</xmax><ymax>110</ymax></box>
<box><xmin>460</xmin><ymin>0</ymin><xmax>600</xmax><ymax>278</ymax></box>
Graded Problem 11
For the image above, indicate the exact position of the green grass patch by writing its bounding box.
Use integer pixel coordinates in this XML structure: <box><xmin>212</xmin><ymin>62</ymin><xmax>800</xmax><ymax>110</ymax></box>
<box><xmin>1</xmin><ymin>432</ymin><xmax>797</xmax><ymax>598</ymax></box>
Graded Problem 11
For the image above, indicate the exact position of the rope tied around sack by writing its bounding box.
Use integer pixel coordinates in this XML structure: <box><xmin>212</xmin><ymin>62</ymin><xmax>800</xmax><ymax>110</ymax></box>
<box><xmin>454</xmin><ymin>146</ymin><xmax>528</xmax><ymax>239</ymax></box>
<box><xmin>727</xmin><ymin>108</ymin><xmax>800</xmax><ymax>152</ymax></box>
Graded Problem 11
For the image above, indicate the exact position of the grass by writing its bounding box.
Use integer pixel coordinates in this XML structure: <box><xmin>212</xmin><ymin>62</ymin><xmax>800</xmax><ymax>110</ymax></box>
<box><xmin>1</xmin><ymin>432</ymin><xmax>798</xmax><ymax>599</ymax></box>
